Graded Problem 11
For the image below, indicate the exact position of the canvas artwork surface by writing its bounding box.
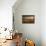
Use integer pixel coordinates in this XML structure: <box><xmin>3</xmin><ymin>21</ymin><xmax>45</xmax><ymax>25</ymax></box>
<box><xmin>22</xmin><ymin>15</ymin><xmax>35</xmax><ymax>24</ymax></box>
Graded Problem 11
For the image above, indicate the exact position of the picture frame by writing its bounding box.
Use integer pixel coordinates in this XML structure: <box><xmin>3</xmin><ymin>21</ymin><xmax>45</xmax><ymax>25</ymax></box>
<box><xmin>22</xmin><ymin>15</ymin><xmax>35</xmax><ymax>24</ymax></box>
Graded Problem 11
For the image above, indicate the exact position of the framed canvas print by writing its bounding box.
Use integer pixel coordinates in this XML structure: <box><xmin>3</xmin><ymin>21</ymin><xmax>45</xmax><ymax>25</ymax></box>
<box><xmin>22</xmin><ymin>15</ymin><xmax>35</xmax><ymax>24</ymax></box>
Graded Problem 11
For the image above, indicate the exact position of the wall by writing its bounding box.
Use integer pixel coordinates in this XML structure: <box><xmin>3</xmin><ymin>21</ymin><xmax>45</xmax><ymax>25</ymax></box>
<box><xmin>13</xmin><ymin>0</ymin><xmax>41</xmax><ymax>46</ymax></box>
<box><xmin>41</xmin><ymin>0</ymin><xmax>46</xmax><ymax>46</ymax></box>
<box><xmin>0</xmin><ymin>0</ymin><xmax>16</xmax><ymax>29</ymax></box>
